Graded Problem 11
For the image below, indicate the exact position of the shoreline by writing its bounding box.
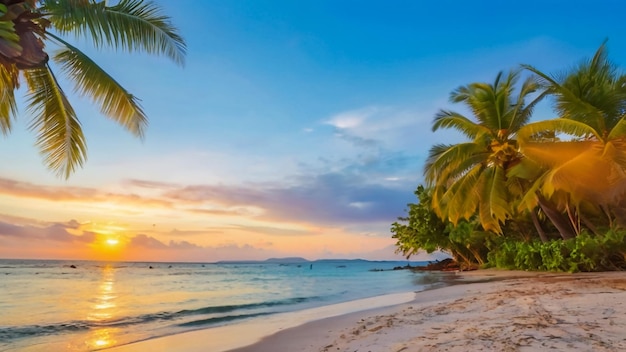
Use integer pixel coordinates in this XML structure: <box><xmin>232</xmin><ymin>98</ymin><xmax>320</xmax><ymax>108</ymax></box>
<box><xmin>232</xmin><ymin>270</ymin><xmax>626</xmax><ymax>352</ymax></box>
<box><xmin>106</xmin><ymin>290</ymin><xmax>421</xmax><ymax>352</ymax></box>
<box><xmin>108</xmin><ymin>269</ymin><xmax>626</xmax><ymax>351</ymax></box>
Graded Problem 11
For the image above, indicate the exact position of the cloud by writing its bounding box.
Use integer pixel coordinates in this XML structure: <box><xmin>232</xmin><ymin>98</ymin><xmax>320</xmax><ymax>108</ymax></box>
<box><xmin>0</xmin><ymin>165</ymin><xmax>418</xmax><ymax>237</ymax></box>
<box><xmin>186</xmin><ymin>207</ymin><xmax>256</xmax><ymax>216</ymax></box>
<box><xmin>123</xmin><ymin>179</ymin><xmax>179</xmax><ymax>190</ymax></box>
<box><xmin>168</xmin><ymin>228</ymin><xmax>224</xmax><ymax>237</ymax></box>
<box><xmin>168</xmin><ymin>240</ymin><xmax>201</xmax><ymax>249</ymax></box>
<box><xmin>158</xmin><ymin>171</ymin><xmax>415</xmax><ymax>227</ymax></box>
<box><xmin>334</xmin><ymin>131</ymin><xmax>379</xmax><ymax>149</ymax></box>
<box><xmin>129</xmin><ymin>234</ymin><xmax>168</xmax><ymax>249</ymax></box>
<box><xmin>0</xmin><ymin>177</ymin><xmax>97</xmax><ymax>201</ymax></box>
<box><xmin>128</xmin><ymin>234</ymin><xmax>203</xmax><ymax>250</ymax></box>
<box><xmin>0</xmin><ymin>219</ymin><xmax>96</xmax><ymax>243</ymax></box>
<box><xmin>231</xmin><ymin>224</ymin><xmax>316</xmax><ymax>237</ymax></box>
<box><xmin>325</xmin><ymin>107</ymin><xmax>378</xmax><ymax>129</ymax></box>
<box><xmin>0</xmin><ymin>177</ymin><xmax>174</xmax><ymax>208</ymax></box>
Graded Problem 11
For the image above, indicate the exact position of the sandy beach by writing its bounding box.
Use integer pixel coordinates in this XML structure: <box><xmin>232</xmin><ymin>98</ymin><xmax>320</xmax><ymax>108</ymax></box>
<box><xmin>111</xmin><ymin>270</ymin><xmax>626</xmax><ymax>352</ymax></box>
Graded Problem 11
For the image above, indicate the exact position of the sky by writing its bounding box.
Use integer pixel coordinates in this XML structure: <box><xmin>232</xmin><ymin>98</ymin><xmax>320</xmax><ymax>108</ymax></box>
<box><xmin>1</xmin><ymin>0</ymin><xmax>626</xmax><ymax>262</ymax></box>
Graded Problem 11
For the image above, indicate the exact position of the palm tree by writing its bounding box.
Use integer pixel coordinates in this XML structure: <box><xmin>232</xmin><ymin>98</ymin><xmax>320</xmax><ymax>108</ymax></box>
<box><xmin>518</xmin><ymin>43</ymin><xmax>626</xmax><ymax>235</ymax></box>
<box><xmin>0</xmin><ymin>0</ymin><xmax>186</xmax><ymax>177</ymax></box>
<box><xmin>424</xmin><ymin>70</ymin><xmax>544</xmax><ymax>234</ymax></box>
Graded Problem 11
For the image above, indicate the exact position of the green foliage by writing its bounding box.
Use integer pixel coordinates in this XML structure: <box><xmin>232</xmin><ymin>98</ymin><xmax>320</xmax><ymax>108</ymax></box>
<box><xmin>392</xmin><ymin>185</ymin><xmax>494</xmax><ymax>266</ymax></box>
<box><xmin>424</xmin><ymin>71</ymin><xmax>545</xmax><ymax>234</ymax></box>
<box><xmin>396</xmin><ymin>43</ymin><xmax>626</xmax><ymax>271</ymax></box>
<box><xmin>0</xmin><ymin>0</ymin><xmax>186</xmax><ymax>177</ymax></box>
<box><xmin>446</xmin><ymin>221</ymin><xmax>496</xmax><ymax>266</ymax></box>
<box><xmin>487</xmin><ymin>230</ymin><xmax>626</xmax><ymax>272</ymax></box>
<box><xmin>392</xmin><ymin>185</ymin><xmax>449</xmax><ymax>257</ymax></box>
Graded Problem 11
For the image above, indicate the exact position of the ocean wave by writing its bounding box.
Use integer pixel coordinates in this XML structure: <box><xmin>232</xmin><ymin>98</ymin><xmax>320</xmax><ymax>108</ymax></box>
<box><xmin>0</xmin><ymin>296</ymin><xmax>320</xmax><ymax>341</ymax></box>
<box><xmin>176</xmin><ymin>312</ymin><xmax>272</xmax><ymax>327</ymax></box>
<box><xmin>0</xmin><ymin>321</ymin><xmax>91</xmax><ymax>340</ymax></box>
<box><xmin>177</xmin><ymin>295</ymin><xmax>320</xmax><ymax>316</ymax></box>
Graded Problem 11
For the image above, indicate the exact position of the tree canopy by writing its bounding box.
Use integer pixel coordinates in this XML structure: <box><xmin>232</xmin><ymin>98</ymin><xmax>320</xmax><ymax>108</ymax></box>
<box><xmin>393</xmin><ymin>43</ymin><xmax>626</xmax><ymax>272</ymax></box>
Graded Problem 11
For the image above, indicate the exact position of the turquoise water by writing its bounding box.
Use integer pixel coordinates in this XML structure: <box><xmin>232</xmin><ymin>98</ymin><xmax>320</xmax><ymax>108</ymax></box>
<box><xmin>0</xmin><ymin>259</ymin><xmax>438</xmax><ymax>351</ymax></box>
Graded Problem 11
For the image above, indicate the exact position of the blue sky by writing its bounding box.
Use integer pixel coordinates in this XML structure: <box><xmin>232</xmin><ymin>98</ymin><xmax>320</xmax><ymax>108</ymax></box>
<box><xmin>1</xmin><ymin>0</ymin><xmax>625</xmax><ymax>261</ymax></box>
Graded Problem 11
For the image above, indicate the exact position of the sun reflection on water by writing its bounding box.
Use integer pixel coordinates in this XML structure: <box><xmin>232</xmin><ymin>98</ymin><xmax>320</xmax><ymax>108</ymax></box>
<box><xmin>87</xmin><ymin>264</ymin><xmax>119</xmax><ymax>349</ymax></box>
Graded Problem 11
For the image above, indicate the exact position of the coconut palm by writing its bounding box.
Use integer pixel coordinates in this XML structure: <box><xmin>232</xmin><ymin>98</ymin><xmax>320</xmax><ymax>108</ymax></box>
<box><xmin>424</xmin><ymin>70</ymin><xmax>544</xmax><ymax>234</ymax></box>
<box><xmin>518</xmin><ymin>43</ymin><xmax>626</xmax><ymax>234</ymax></box>
<box><xmin>0</xmin><ymin>0</ymin><xmax>186</xmax><ymax>177</ymax></box>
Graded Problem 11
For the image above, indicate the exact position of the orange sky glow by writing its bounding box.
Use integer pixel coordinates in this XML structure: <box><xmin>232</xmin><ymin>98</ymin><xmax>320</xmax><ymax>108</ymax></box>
<box><xmin>0</xmin><ymin>176</ymin><xmax>426</xmax><ymax>262</ymax></box>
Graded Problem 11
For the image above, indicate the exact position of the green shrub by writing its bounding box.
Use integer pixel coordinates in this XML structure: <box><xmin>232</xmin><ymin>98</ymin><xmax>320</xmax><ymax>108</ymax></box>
<box><xmin>488</xmin><ymin>230</ymin><xmax>626</xmax><ymax>272</ymax></box>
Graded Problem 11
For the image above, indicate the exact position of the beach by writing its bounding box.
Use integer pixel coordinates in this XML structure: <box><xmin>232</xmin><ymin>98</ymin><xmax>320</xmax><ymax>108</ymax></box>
<box><xmin>111</xmin><ymin>270</ymin><xmax>626</xmax><ymax>352</ymax></box>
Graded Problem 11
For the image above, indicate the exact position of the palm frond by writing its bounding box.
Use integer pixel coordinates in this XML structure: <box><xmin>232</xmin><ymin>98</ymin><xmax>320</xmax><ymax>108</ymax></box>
<box><xmin>507</xmin><ymin>76</ymin><xmax>545</xmax><ymax>133</ymax></box>
<box><xmin>604</xmin><ymin>139</ymin><xmax>626</xmax><ymax>167</ymax></box>
<box><xmin>522</xmin><ymin>43</ymin><xmax>626</xmax><ymax>136</ymax></box>
<box><xmin>522</xmin><ymin>63</ymin><xmax>609</xmax><ymax>132</ymax></box>
<box><xmin>476</xmin><ymin>166</ymin><xmax>511</xmax><ymax>234</ymax></box>
<box><xmin>43</xmin><ymin>0</ymin><xmax>186</xmax><ymax>65</ymax></box>
<box><xmin>607</xmin><ymin>117</ymin><xmax>626</xmax><ymax>140</ymax></box>
<box><xmin>424</xmin><ymin>142</ymin><xmax>485</xmax><ymax>184</ymax></box>
<box><xmin>438</xmin><ymin>164</ymin><xmax>483</xmax><ymax>224</ymax></box>
<box><xmin>517</xmin><ymin>118</ymin><xmax>601</xmax><ymax>143</ymax></box>
<box><xmin>541</xmin><ymin>143</ymin><xmax>626</xmax><ymax>205</ymax></box>
<box><xmin>432</xmin><ymin>110</ymin><xmax>491</xmax><ymax>138</ymax></box>
<box><xmin>506</xmin><ymin>157</ymin><xmax>544</xmax><ymax>181</ymax></box>
<box><xmin>24</xmin><ymin>65</ymin><xmax>86</xmax><ymax>178</ymax></box>
<box><xmin>50</xmin><ymin>33</ymin><xmax>147</xmax><ymax>137</ymax></box>
<box><xmin>0</xmin><ymin>64</ymin><xmax>19</xmax><ymax>134</ymax></box>
<box><xmin>517</xmin><ymin>174</ymin><xmax>546</xmax><ymax>212</ymax></box>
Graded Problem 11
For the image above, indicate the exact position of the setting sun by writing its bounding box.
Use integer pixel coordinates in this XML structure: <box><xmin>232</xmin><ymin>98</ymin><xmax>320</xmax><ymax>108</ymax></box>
<box><xmin>106</xmin><ymin>238</ymin><xmax>119</xmax><ymax>246</ymax></box>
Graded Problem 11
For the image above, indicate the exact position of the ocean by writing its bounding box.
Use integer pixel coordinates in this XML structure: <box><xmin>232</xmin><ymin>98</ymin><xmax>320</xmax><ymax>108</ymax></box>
<box><xmin>0</xmin><ymin>259</ymin><xmax>447</xmax><ymax>351</ymax></box>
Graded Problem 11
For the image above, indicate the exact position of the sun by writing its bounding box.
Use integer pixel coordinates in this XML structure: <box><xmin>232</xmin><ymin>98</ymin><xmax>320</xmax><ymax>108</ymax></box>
<box><xmin>106</xmin><ymin>238</ymin><xmax>120</xmax><ymax>246</ymax></box>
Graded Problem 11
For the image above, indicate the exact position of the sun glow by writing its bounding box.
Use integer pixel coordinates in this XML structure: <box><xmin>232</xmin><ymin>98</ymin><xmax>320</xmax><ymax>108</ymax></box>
<box><xmin>89</xmin><ymin>234</ymin><xmax>127</xmax><ymax>261</ymax></box>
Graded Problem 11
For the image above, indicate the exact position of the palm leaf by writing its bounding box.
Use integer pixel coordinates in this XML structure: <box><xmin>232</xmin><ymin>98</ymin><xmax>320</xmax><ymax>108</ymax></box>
<box><xmin>508</xmin><ymin>76</ymin><xmax>546</xmax><ymax>133</ymax></box>
<box><xmin>604</xmin><ymin>139</ymin><xmax>626</xmax><ymax>167</ymax></box>
<box><xmin>541</xmin><ymin>143</ymin><xmax>626</xmax><ymax>205</ymax></box>
<box><xmin>521</xmin><ymin>140</ymin><xmax>596</xmax><ymax>167</ymax></box>
<box><xmin>522</xmin><ymin>63</ymin><xmax>609</xmax><ymax>134</ymax></box>
<box><xmin>506</xmin><ymin>157</ymin><xmax>544</xmax><ymax>181</ymax></box>
<box><xmin>432</xmin><ymin>110</ymin><xmax>491</xmax><ymax>139</ymax></box>
<box><xmin>476</xmin><ymin>166</ymin><xmax>510</xmax><ymax>234</ymax></box>
<box><xmin>517</xmin><ymin>118</ymin><xmax>601</xmax><ymax>143</ymax></box>
<box><xmin>517</xmin><ymin>174</ymin><xmax>546</xmax><ymax>212</ymax></box>
<box><xmin>607</xmin><ymin>118</ymin><xmax>626</xmax><ymax>140</ymax></box>
<box><xmin>0</xmin><ymin>64</ymin><xmax>19</xmax><ymax>134</ymax></box>
<box><xmin>43</xmin><ymin>0</ymin><xmax>186</xmax><ymax>65</ymax></box>
<box><xmin>24</xmin><ymin>65</ymin><xmax>87</xmax><ymax>178</ymax></box>
<box><xmin>49</xmin><ymin>33</ymin><xmax>147</xmax><ymax>137</ymax></box>
<box><xmin>424</xmin><ymin>142</ymin><xmax>485</xmax><ymax>184</ymax></box>
<box><xmin>438</xmin><ymin>164</ymin><xmax>483</xmax><ymax>224</ymax></box>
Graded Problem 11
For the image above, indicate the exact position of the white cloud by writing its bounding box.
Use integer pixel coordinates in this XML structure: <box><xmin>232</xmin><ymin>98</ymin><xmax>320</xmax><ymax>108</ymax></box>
<box><xmin>348</xmin><ymin>201</ymin><xmax>372</xmax><ymax>209</ymax></box>
<box><xmin>325</xmin><ymin>106</ymin><xmax>379</xmax><ymax>129</ymax></box>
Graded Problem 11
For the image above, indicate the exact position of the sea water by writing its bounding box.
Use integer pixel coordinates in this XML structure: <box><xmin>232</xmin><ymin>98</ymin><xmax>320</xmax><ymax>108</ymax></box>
<box><xmin>0</xmin><ymin>259</ymin><xmax>444</xmax><ymax>351</ymax></box>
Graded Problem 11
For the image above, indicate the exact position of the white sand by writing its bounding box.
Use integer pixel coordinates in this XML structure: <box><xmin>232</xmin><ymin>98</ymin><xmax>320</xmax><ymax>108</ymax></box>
<box><xmin>109</xmin><ymin>270</ymin><xmax>626</xmax><ymax>352</ymax></box>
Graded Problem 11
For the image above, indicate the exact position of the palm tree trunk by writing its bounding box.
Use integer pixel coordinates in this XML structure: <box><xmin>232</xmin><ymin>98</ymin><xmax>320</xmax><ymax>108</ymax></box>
<box><xmin>536</xmin><ymin>194</ymin><xmax>576</xmax><ymax>240</ymax></box>
<box><xmin>580</xmin><ymin>214</ymin><xmax>599</xmax><ymax>235</ymax></box>
<box><xmin>468</xmin><ymin>247</ymin><xmax>485</xmax><ymax>265</ymax></box>
<box><xmin>449</xmin><ymin>245</ymin><xmax>472</xmax><ymax>266</ymax></box>
<box><xmin>566</xmin><ymin>204</ymin><xmax>581</xmax><ymax>236</ymax></box>
<box><xmin>530</xmin><ymin>209</ymin><xmax>549</xmax><ymax>242</ymax></box>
